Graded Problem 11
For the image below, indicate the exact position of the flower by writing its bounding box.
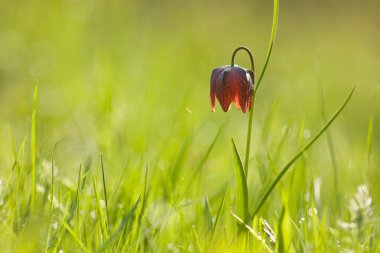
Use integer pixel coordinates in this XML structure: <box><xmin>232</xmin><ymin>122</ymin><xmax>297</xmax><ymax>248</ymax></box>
<box><xmin>210</xmin><ymin>65</ymin><xmax>254</xmax><ymax>113</ymax></box>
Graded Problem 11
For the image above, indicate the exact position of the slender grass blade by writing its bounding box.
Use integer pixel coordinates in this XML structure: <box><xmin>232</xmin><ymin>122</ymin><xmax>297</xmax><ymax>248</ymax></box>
<box><xmin>231</xmin><ymin>138</ymin><xmax>249</xmax><ymax>224</ymax></box>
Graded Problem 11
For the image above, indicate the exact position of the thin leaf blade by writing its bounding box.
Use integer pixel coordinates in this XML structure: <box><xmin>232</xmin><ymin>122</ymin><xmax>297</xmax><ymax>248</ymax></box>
<box><xmin>252</xmin><ymin>88</ymin><xmax>355</xmax><ymax>217</ymax></box>
<box><xmin>231</xmin><ymin>138</ymin><xmax>249</xmax><ymax>224</ymax></box>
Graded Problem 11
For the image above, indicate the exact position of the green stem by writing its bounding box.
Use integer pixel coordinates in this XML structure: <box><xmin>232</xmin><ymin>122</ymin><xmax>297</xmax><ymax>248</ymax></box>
<box><xmin>244</xmin><ymin>105</ymin><xmax>254</xmax><ymax>176</ymax></box>
<box><xmin>255</xmin><ymin>0</ymin><xmax>279</xmax><ymax>94</ymax></box>
<box><xmin>230</xmin><ymin>46</ymin><xmax>256</xmax><ymax>176</ymax></box>
<box><xmin>244</xmin><ymin>0</ymin><xmax>279</xmax><ymax>176</ymax></box>
<box><xmin>31</xmin><ymin>84</ymin><xmax>38</xmax><ymax>210</ymax></box>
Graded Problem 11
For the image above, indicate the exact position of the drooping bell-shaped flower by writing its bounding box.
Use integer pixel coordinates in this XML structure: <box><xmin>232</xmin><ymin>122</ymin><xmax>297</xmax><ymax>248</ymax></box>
<box><xmin>210</xmin><ymin>47</ymin><xmax>255</xmax><ymax>113</ymax></box>
<box><xmin>210</xmin><ymin>65</ymin><xmax>254</xmax><ymax>112</ymax></box>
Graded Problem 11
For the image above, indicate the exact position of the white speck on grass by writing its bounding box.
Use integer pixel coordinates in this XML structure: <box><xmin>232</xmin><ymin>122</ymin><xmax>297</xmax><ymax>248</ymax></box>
<box><xmin>308</xmin><ymin>207</ymin><xmax>318</xmax><ymax>217</ymax></box>
<box><xmin>90</xmin><ymin>210</ymin><xmax>96</xmax><ymax>219</ymax></box>
<box><xmin>185</xmin><ymin>107</ymin><xmax>192</xmax><ymax>113</ymax></box>
<box><xmin>314</xmin><ymin>178</ymin><xmax>322</xmax><ymax>205</ymax></box>
<box><xmin>303</xmin><ymin>129</ymin><xmax>311</xmax><ymax>139</ymax></box>
<box><xmin>58</xmin><ymin>250</ymin><xmax>63</xmax><ymax>253</ymax></box>
<box><xmin>337</xmin><ymin>220</ymin><xmax>356</xmax><ymax>230</ymax></box>
<box><xmin>86</xmin><ymin>187</ymin><xmax>93</xmax><ymax>194</ymax></box>
<box><xmin>48</xmin><ymin>195</ymin><xmax>66</xmax><ymax>212</ymax></box>
<box><xmin>167</xmin><ymin>243</ymin><xmax>179</xmax><ymax>253</ymax></box>
<box><xmin>62</xmin><ymin>177</ymin><xmax>74</xmax><ymax>189</ymax></box>
<box><xmin>304</xmin><ymin>192</ymin><xmax>310</xmax><ymax>202</ymax></box>
<box><xmin>41</xmin><ymin>160</ymin><xmax>59</xmax><ymax>179</ymax></box>
<box><xmin>36</xmin><ymin>184</ymin><xmax>46</xmax><ymax>194</ymax></box>
<box><xmin>349</xmin><ymin>184</ymin><xmax>373</xmax><ymax>221</ymax></box>
<box><xmin>52</xmin><ymin>222</ymin><xmax>58</xmax><ymax>229</ymax></box>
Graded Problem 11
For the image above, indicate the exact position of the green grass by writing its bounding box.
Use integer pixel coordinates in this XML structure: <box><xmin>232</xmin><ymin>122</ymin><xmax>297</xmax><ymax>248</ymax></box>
<box><xmin>0</xmin><ymin>0</ymin><xmax>380</xmax><ymax>252</ymax></box>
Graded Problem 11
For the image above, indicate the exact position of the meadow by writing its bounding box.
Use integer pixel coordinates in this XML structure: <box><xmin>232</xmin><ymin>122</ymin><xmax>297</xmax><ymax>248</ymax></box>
<box><xmin>0</xmin><ymin>0</ymin><xmax>379</xmax><ymax>252</ymax></box>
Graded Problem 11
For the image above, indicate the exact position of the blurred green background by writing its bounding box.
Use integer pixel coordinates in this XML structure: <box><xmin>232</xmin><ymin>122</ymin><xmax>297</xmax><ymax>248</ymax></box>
<box><xmin>0</xmin><ymin>0</ymin><xmax>379</xmax><ymax>212</ymax></box>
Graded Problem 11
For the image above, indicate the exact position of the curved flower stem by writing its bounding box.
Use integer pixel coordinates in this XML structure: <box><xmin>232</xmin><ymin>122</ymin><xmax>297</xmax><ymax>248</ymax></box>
<box><xmin>231</xmin><ymin>46</ymin><xmax>254</xmax><ymax>72</ymax></box>
<box><xmin>230</xmin><ymin>46</ymin><xmax>255</xmax><ymax>176</ymax></box>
